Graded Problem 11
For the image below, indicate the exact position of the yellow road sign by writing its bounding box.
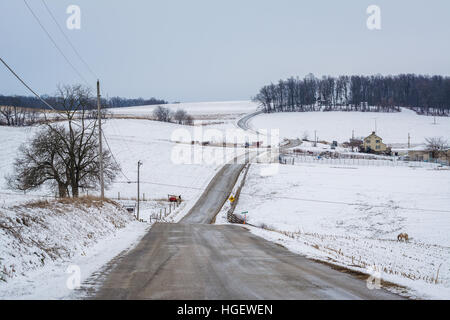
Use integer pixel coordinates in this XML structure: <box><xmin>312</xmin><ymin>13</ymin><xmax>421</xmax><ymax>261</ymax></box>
<box><xmin>229</xmin><ymin>196</ymin><xmax>235</xmax><ymax>203</ymax></box>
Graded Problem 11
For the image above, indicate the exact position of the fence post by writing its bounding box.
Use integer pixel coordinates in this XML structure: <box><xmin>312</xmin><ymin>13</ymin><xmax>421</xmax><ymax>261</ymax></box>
<box><xmin>118</xmin><ymin>192</ymin><xmax>120</xmax><ymax>201</ymax></box>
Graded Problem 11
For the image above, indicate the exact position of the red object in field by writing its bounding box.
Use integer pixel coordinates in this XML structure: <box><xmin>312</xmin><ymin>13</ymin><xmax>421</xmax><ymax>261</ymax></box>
<box><xmin>168</xmin><ymin>194</ymin><xmax>182</xmax><ymax>203</ymax></box>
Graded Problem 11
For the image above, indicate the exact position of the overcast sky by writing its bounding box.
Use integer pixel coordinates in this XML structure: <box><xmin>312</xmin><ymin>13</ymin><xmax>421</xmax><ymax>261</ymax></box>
<box><xmin>1</xmin><ymin>0</ymin><xmax>449</xmax><ymax>102</ymax></box>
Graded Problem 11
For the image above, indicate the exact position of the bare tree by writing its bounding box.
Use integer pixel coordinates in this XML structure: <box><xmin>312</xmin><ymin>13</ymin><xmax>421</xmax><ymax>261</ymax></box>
<box><xmin>172</xmin><ymin>109</ymin><xmax>194</xmax><ymax>125</ymax></box>
<box><xmin>348</xmin><ymin>138</ymin><xmax>363</xmax><ymax>152</ymax></box>
<box><xmin>28</xmin><ymin>110</ymin><xmax>39</xmax><ymax>125</ymax></box>
<box><xmin>173</xmin><ymin>109</ymin><xmax>188</xmax><ymax>124</ymax></box>
<box><xmin>8</xmin><ymin>126</ymin><xmax>70</xmax><ymax>197</ymax></box>
<box><xmin>153</xmin><ymin>106</ymin><xmax>171</xmax><ymax>122</ymax></box>
<box><xmin>185</xmin><ymin>115</ymin><xmax>194</xmax><ymax>126</ymax></box>
<box><xmin>0</xmin><ymin>106</ymin><xmax>39</xmax><ymax>126</ymax></box>
<box><xmin>8</xmin><ymin>85</ymin><xmax>119</xmax><ymax>198</ymax></box>
<box><xmin>302</xmin><ymin>131</ymin><xmax>309</xmax><ymax>141</ymax></box>
<box><xmin>0</xmin><ymin>106</ymin><xmax>14</xmax><ymax>125</ymax></box>
<box><xmin>425</xmin><ymin>137</ymin><xmax>449</xmax><ymax>159</ymax></box>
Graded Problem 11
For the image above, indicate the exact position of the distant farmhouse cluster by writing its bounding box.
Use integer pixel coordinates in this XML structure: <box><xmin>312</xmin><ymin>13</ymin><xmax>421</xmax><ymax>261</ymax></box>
<box><xmin>358</xmin><ymin>131</ymin><xmax>449</xmax><ymax>165</ymax></box>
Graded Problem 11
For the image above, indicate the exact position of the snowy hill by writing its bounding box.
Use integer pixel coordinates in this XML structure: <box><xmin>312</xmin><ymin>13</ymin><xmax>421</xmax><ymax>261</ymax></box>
<box><xmin>0</xmin><ymin>197</ymin><xmax>147</xmax><ymax>299</ymax></box>
<box><xmin>108</xmin><ymin>100</ymin><xmax>258</xmax><ymax>119</ymax></box>
<box><xmin>249</xmin><ymin>108</ymin><xmax>450</xmax><ymax>146</ymax></box>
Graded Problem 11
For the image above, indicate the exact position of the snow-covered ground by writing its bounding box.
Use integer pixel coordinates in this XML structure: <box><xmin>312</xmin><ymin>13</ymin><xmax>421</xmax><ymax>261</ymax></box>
<box><xmin>108</xmin><ymin>100</ymin><xmax>258</xmax><ymax>120</ymax></box>
<box><xmin>0</xmin><ymin>198</ymin><xmax>149</xmax><ymax>299</ymax></box>
<box><xmin>0</xmin><ymin>118</ymin><xmax>251</xmax><ymax>207</ymax></box>
<box><xmin>0</xmin><ymin>105</ymin><xmax>252</xmax><ymax>298</ymax></box>
<box><xmin>249</xmin><ymin>108</ymin><xmax>450</xmax><ymax>146</ymax></box>
<box><xmin>223</xmin><ymin>163</ymin><xmax>450</xmax><ymax>299</ymax></box>
<box><xmin>0</xmin><ymin>126</ymin><xmax>40</xmax><ymax>207</ymax></box>
<box><xmin>102</xmin><ymin>119</ymin><xmax>251</xmax><ymax>220</ymax></box>
<box><xmin>2</xmin><ymin>101</ymin><xmax>449</xmax><ymax>299</ymax></box>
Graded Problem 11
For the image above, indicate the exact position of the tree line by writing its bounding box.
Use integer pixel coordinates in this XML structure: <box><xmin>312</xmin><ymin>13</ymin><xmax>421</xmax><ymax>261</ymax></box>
<box><xmin>0</xmin><ymin>94</ymin><xmax>167</xmax><ymax>110</ymax></box>
<box><xmin>0</xmin><ymin>93</ymin><xmax>167</xmax><ymax>126</ymax></box>
<box><xmin>0</xmin><ymin>106</ymin><xmax>40</xmax><ymax>126</ymax></box>
<box><xmin>153</xmin><ymin>106</ymin><xmax>194</xmax><ymax>126</ymax></box>
<box><xmin>108</xmin><ymin>97</ymin><xmax>167</xmax><ymax>108</ymax></box>
<box><xmin>254</xmin><ymin>74</ymin><xmax>450</xmax><ymax>115</ymax></box>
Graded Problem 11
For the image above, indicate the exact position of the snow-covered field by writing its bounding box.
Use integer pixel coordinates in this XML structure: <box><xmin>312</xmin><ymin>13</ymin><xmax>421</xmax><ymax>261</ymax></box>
<box><xmin>108</xmin><ymin>100</ymin><xmax>258</xmax><ymax>120</ymax></box>
<box><xmin>226</xmin><ymin>163</ymin><xmax>450</xmax><ymax>299</ymax></box>
<box><xmin>0</xmin><ymin>118</ymin><xmax>250</xmax><ymax>207</ymax></box>
<box><xmin>102</xmin><ymin>119</ymin><xmax>251</xmax><ymax>220</ymax></box>
<box><xmin>249</xmin><ymin>108</ymin><xmax>450</xmax><ymax>146</ymax></box>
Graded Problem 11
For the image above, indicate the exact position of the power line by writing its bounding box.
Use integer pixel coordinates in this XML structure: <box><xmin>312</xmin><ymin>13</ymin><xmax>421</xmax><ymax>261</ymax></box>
<box><xmin>40</xmin><ymin>0</ymin><xmax>98</xmax><ymax>80</ymax></box>
<box><xmin>102</xmin><ymin>130</ymin><xmax>131</xmax><ymax>182</ymax></box>
<box><xmin>1</xmin><ymin>58</ymin><xmax>127</xmax><ymax>185</ymax></box>
<box><xmin>107</xmin><ymin>119</ymin><xmax>139</xmax><ymax>164</ymax></box>
<box><xmin>114</xmin><ymin>178</ymin><xmax>450</xmax><ymax>214</ymax></box>
<box><xmin>5</xmin><ymin>3</ymin><xmax>126</xmax><ymax>197</ymax></box>
<box><xmin>22</xmin><ymin>0</ymin><xmax>91</xmax><ymax>87</ymax></box>
<box><xmin>0</xmin><ymin>57</ymin><xmax>56</xmax><ymax>111</ymax></box>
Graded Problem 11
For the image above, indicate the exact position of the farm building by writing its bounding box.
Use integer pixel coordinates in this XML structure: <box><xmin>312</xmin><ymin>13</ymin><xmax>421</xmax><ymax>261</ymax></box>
<box><xmin>408</xmin><ymin>147</ymin><xmax>450</xmax><ymax>165</ymax></box>
<box><xmin>362</xmin><ymin>132</ymin><xmax>389</xmax><ymax>154</ymax></box>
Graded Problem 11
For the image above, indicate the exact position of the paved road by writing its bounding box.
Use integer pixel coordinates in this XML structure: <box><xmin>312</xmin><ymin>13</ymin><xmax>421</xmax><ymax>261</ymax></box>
<box><xmin>281</xmin><ymin>138</ymin><xmax>302</xmax><ymax>150</ymax></box>
<box><xmin>236</xmin><ymin>110</ymin><xmax>302</xmax><ymax>151</ymax></box>
<box><xmin>90</xmin><ymin>114</ymin><xmax>402</xmax><ymax>300</ymax></box>
<box><xmin>181</xmin><ymin>162</ymin><xmax>246</xmax><ymax>224</ymax></box>
<box><xmin>236</xmin><ymin>110</ymin><xmax>263</xmax><ymax>133</ymax></box>
<box><xmin>93</xmin><ymin>224</ymin><xmax>401</xmax><ymax>299</ymax></box>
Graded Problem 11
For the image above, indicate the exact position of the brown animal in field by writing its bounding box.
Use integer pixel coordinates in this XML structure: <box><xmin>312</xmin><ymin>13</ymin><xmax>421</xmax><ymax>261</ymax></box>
<box><xmin>397</xmin><ymin>233</ymin><xmax>409</xmax><ymax>242</ymax></box>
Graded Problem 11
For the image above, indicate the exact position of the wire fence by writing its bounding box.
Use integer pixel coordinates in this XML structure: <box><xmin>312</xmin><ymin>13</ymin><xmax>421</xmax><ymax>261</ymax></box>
<box><xmin>111</xmin><ymin>195</ymin><xmax>182</xmax><ymax>223</ymax></box>
<box><xmin>280</xmin><ymin>154</ymin><xmax>445</xmax><ymax>168</ymax></box>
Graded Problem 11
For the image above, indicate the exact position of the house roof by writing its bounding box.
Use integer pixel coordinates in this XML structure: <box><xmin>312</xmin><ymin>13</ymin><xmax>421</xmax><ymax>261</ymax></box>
<box><xmin>408</xmin><ymin>145</ymin><xmax>429</xmax><ymax>151</ymax></box>
<box><xmin>365</xmin><ymin>132</ymin><xmax>382</xmax><ymax>140</ymax></box>
<box><xmin>409</xmin><ymin>146</ymin><xmax>450</xmax><ymax>152</ymax></box>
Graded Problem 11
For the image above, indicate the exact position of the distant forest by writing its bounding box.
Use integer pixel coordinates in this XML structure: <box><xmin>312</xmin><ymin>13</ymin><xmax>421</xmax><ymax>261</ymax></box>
<box><xmin>0</xmin><ymin>94</ymin><xmax>167</xmax><ymax>111</ymax></box>
<box><xmin>254</xmin><ymin>74</ymin><xmax>450</xmax><ymax>116</ymax></box>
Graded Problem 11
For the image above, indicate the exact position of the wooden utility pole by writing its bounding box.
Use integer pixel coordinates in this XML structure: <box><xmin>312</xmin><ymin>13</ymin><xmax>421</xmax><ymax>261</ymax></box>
<box><xmin>97</xmin><ymin>80</ymin><xmax>105</xmax><ymax>199</ymax></box>
<box><xmin>408</xmin><ymin>133</ymin><xmax>411</xmax><ymax>149</ymax></box>
<box><xmin>137</xmin><ymin>160</ymin><xmax>143</xmax><ymax>221</ymax></box>
<box><xmin>314</xmin><ymin>130</ymin><xmax>317</xmax><ymax>147</ymax></box>
<box><xmin>351</xmin><ymin>130</ymin><xmax>355</xmax><ymax>152</ymax></box>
